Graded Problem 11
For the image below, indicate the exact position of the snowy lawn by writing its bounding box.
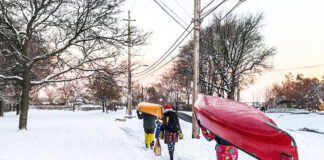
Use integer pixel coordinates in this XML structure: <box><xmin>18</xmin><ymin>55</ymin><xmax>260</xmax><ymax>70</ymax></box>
<box><xmin>1</xmin><ymin>110</ymin><xmax>324</xmax><ymax>160</ymax></box>
<box><xmin>267</xmin><ymin>113</ymin><xmax>324</xmax><ymax>159</ymax></box>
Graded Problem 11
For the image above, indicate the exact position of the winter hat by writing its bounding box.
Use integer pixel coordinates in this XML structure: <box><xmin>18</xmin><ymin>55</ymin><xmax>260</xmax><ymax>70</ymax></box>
<box><xmin>164</xmin><ymin>105</ymin><xmax>172</xmax><ymax>112</ymax></box>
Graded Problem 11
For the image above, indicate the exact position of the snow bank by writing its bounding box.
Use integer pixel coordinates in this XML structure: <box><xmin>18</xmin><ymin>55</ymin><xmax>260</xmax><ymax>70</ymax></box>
<box><xmin>318</xmin><ymin>111</ymin><xmax>324</xmax><ymax>115</ymax></box>
<box><xmin>266</xmin><ymin>108</ymin><xmax>310</xmax><ymax>114</ymax></box>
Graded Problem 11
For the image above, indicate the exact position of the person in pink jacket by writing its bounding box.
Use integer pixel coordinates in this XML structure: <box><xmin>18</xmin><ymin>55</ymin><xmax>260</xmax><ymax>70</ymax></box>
<box><xmin>161</xmin><ymin>105</ymin><xmax>183</xmax><ymax>160</ymax></box>
<box><xmin>201</xmin><ymin>126</ymin><xmax>238</xmax><ymax>160</ymax></box>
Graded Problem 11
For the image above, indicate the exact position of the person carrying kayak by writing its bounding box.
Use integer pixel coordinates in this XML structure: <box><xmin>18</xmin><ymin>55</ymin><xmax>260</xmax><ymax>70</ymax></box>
<box><xmin>137</xmin><ymin>110</ymin><xmax>157</xmax><ymax>149</ymax></box>
<box><xmin>201</xmin><ymin>126</ymin><xmax>238</xmax><ymax>160</ymax></box>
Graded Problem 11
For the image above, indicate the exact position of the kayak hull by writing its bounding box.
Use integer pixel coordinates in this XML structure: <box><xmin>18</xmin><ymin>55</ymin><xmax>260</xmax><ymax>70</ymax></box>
<box><xmin>137</xmin><ymin>102</ymin><xmax>163</xmax><ymax>119</ymax></box>
<box><xmin>194</xmin><ymin>94</ymin><xmax>298</xmax><ymax>160</ymax></box>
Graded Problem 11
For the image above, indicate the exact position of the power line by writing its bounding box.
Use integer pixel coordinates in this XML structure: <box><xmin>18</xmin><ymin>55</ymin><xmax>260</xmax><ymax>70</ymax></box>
<box><xmin>137</xmin><ymin>0</ymin><xmax>230</xmax><ymax>77</ymax></box>
<box><xmin>174</xmin><ymin>0</ymin><xmax>192</xmax><ymax>19</ymax></box>
<box><xmin>158</xmin><ymin>0</ymin><xmax>189</xmax><ymax>26</ymax></box>
<box><xmin>222</xmin><ymin>0</ymin><xmax>245</xmax><ymax>19</ymax></box>
<box><xmin>245</xmin><ymin>64</ymin><xmax>324</xmax><ymax>75</ymax></box>
<box><xmin>136</xmin><ymin>2</ymin><xmax>246</xmax><ymax>78</ymax></box>
<box><xmin>272</xmin><ymin>64</ymin><xmax>324</xmax><ymax>72</ymax></box>
<box><xmin>133</xmin><ymin>22</ymin><xmax>193</xmax><ymax>76</ymax></box>
<box><xmin>135</xmin><ymin>28</ymin><xmax>195</xmax><ymax>79</ymax></box>
<box><xmin>201</xmin><ymin>0</ymin><xmax>245</xmax><ymax>19</ymax></box>
<box><xmin>201</xmin><ymin>0</ymin><xmax>227</xmax><ymax>19</ymax></box>
<box><xmin>153</xmin><ymin>0</ymin><xmax>188</xmax><ymax>30</ymax></box>
<box><xmin>134</xmin><ymin>2</ymin><xmax>194</xmax><ymax>76</ymax></box>
<box><xmin>201</xmin><ymin>0</ymin><xmax>216</xmax><ymax>13</ymax></box>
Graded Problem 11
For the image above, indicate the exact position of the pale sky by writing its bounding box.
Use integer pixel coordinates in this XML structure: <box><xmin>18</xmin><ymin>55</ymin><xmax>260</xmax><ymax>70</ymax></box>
<box><xmin>121</xmin><ymin>0</ymin><xmax>324</xmax><ymax>102</ymax></box>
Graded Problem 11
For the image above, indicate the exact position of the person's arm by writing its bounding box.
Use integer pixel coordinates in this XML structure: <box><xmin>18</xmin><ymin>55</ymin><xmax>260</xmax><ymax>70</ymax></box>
<box><xmin>176</xmin><ymin>114</ymin><xmax>182</xmax><ymax>133</ymax></box>
<box><xmin>155</xmin><ymin>121</ymin><xmax>162</xmax><ymax>139</ymax></box>
<box><xmin>161</xmin><ymin>116</ymin><xmax>166</xmax><ymax>131</ymax></box>
<box><xmin>201</xmin><ymin>126</ymin><xmax>215</xmax><ymax>142</ymax></box>
<box><xmin>176</xmin><ymin>115</ymin><xmax>184</xmax><ymax>139</ymax></box>
<box><xmin>136</xmin><ymin>110</ymin><xmax>143</xmax><ymax>119</ymax></box>
<box><xmin>159</xmin><ymin>117</ymin><xmax>166</xmax><ymax>139</ymax></box>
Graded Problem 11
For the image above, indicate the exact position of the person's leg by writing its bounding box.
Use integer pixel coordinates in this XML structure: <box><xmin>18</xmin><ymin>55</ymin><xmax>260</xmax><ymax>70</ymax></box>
<box><xmin>228</xmin><ymin>146</ymin><xmax>238</xmax><ymax>160</ymax></box>
<box><xmin>215</xmin><ymin>144</ymin><xmax>221</xmax><ymax>160</ymax></box>
<box><xmin>167</xmin><ymin>142</ymin><xmax>175</xmax><ymax>160</ymax></box>
<box><xmin>147</xmin><ymin>129</ymin><xmax>155</xmax><ymax>149</ymax></box>
<box><xmin>216</xmin><ymin>144</ymin><xmax>238</xmax><ymax>160</ymax></box>
<box><xmin>144</xmin><ymin>129</ymin><xmax>149</xmax><ymax>148</ymax></box>
<box><xmin>216</xmin><ymin>144</ymin><xmax>229</xmax><ymax>160</ymax></box>
<box><xmin>149</xmin><ymin>134</ymin><xmax>154</xmax><ymax>149</ymax></box>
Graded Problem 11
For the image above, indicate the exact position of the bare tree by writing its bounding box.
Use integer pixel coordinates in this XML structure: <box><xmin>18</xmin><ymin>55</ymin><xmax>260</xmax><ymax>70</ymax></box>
<box><xmin>199</xmin><ymin>13</ymin><xmax>276</xmax><ymax>99</ymax></box>
<box><xmin>157</xmin><ymin>13</ymin><xmax>275</xmax><ymax>105</ymax></box>
<box><xmin>0</xmin><ymin>0</ymin><xmax>149</xmax><ymax>129</ymax></box>
<box><xmin>45</xmin><ymin>87</ymin><xmax>56</xmax><ymax>104</ymax></box>
<box><xmin>56</xmin><ymin>82</ymin><xmax>73</xmax><ymax>105</ymax></box>
<box><xmin>0</xmin><ymin>80</ymin><xmax>22</xmax><ymax>115</ymax></box>
<box><xmin>146</xmin><ymin>86</ymin><xmax>160</xmax><ymax>104</ymax></box>
<box><xmin>131</xmin><ymin>83</ymin><xmax>143</xmax><ymax>107</ymax></box>
<box><xmin>88</xmin><ymin>72</ymin><xmax>122</xmax><ymax>113</ymax></box>
<box><xmin>268</xmin><ymin>73</ymin><xmax>323</xmax><ymax>111</ymax></box>
<box><xmin>172</xmin><ymin>42</ymin><xmax>194</xmax><ymax>108</ymax></box>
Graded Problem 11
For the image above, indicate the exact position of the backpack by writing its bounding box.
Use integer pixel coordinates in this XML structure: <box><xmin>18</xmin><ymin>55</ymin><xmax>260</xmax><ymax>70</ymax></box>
<box><xmin>165</xmin><ymin>112</ymin><xmax>179</xmax><ymax>133</ymax></box>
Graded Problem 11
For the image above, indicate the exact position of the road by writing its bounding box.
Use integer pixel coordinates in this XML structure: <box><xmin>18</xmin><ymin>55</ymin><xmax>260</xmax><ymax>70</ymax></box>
<box><xmin>177</xmin><ymin>112</ymin><xmax>192</xmax><ymax>123</ymax></box>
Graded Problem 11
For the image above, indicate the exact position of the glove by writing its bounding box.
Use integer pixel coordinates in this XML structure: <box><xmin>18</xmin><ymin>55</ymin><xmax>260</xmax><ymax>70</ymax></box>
<box><xmin>201</xmin><ymin>127</ymin><xmax>211</xmax><ymax>135</ymax></box>
<box><xmin>179</xmin><ymin>132</ymin><xmax>183</xmax><ymax>140</ymax></box>
<box><xmin>156</xmin><ymin>120</ymin><xmax>162</xmax><ymax>125</ymax></box>
<box><xmin>177</xmin><ymin>131</ymin><xmax>183</xmax><ymax>140</ymax></box>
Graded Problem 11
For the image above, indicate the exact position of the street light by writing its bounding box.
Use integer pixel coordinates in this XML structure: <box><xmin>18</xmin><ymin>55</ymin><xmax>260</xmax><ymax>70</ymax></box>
<box><xmin>127</xmin><ymin>64</ymin><xmax>148</xmax><ymax>115</ymax></box>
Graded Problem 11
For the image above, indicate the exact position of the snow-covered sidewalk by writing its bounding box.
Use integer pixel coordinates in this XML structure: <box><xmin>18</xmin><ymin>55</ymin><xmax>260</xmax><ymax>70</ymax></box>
<box><xmin>1</xmin><ymin>110</ymin><xmax>324</xmax><ymax>160</ymax></box>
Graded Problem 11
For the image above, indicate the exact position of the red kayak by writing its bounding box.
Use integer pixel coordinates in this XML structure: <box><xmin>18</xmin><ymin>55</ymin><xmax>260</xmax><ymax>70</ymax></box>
<box><xmin>194</xmin><ymin>94</ymin><xmax>298</xmax><ymax>160</ymax></box>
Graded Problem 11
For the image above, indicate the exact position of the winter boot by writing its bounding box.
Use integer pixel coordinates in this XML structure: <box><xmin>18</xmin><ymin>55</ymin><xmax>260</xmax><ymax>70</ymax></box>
<box><xmin>169</xmin><ymin>151</ymin><xmax>174</xmax><ymax>160</ymax></box>
<box><xmin>150</xmin><ymin>140</ymin><xmax>154</xmax><ymax>149</ymax></box>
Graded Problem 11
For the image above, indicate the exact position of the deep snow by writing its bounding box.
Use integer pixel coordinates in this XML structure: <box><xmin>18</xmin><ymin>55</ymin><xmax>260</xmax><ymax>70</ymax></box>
<box><xmin>1</xmin><ymin>110</ymin><xmax>324</xmax><ymax>160</ymax></box>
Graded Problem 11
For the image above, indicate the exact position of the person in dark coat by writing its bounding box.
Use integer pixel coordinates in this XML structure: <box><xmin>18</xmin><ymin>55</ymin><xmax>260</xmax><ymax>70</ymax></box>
<box><xmin>161</xmin><ymin>105</ymin><xmax>183</xmax><ymax>160</ymax></box>
<box><xmin>137</xmin><ymin>110</ymin><xmax>157</xmax><ymax>149</ymax></box>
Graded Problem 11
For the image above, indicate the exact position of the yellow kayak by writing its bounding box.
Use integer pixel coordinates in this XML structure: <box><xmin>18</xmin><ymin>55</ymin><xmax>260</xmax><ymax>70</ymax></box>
<box><xmin>137</xmin><ymin>102</ymin><xmax>163</xmax><ymax>119</ymax></box>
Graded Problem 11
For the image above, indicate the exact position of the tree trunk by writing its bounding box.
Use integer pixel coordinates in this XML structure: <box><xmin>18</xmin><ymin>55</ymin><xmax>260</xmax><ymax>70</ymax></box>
<box><xmin>16</xmin><ymin>103</ymin><xmax>20</xmax><ymax>115</ymax></box>
<box><xmin>102</xmin><ymin>101</ymin><xmax>105</xmax><ymax>113</ymax></box>
<box><xmin>227</xmin><ymin>89</ymin><xmax>235</xmax><ymax>100</ymax></box>
<box><xmin>187</xmin><ymin>93</ymin><xmax>190</xmax><ymax>111</ymax></box>
<box><xmin>237</xmin><ymin>83</ymin><xmax>240</xmax><ymax>102</ymax></box>
<box><xmin>227</xmin><ymin>73</ymin><xmax>236</xmax><ymax>100</ymax></box>
<box><xmin>19</xmin><ymin>68</ymin><xmax>31</xmax><ymax>130</ymax></box>
<box><xmin>0</xmin><ymin>100</ymin><xmax>4</xmax><ymax>117</ymax></box>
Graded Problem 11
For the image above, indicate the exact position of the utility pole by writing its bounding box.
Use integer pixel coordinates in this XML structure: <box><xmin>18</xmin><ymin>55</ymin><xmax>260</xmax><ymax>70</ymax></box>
<box><xmin>123</xmin><ymin>11</ymin><xmax>136</xmax><ymax>115</ymax></box>
<box><xmin>237</xmin><ymin>83</ymin><xmax>240</xmax><ymax>102</ymax></box>
<box><xmin>141</xmin><ymin>86</ymin><xmax>144</xmax><ymax>102</ymax></box>
<box><xmin>192</xmin><ymin>0</ymin><xmax>201</xmax><ymax>138</ymax></box>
